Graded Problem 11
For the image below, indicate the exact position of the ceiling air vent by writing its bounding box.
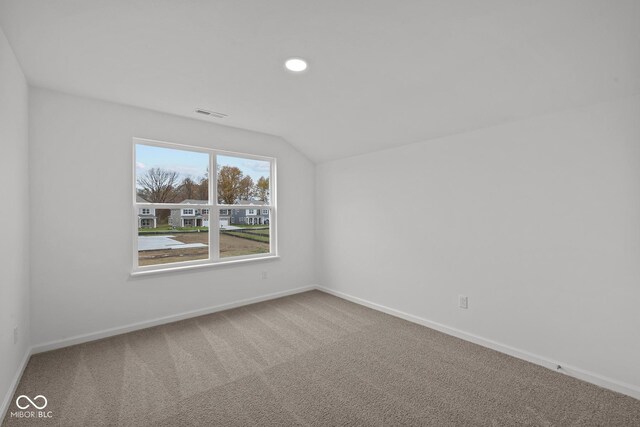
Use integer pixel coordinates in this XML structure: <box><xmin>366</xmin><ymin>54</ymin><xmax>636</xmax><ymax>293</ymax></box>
<box><xmin>195</xmin><ymin>109</ymin><xmax>228</xmax><ymax>119</ymax></box>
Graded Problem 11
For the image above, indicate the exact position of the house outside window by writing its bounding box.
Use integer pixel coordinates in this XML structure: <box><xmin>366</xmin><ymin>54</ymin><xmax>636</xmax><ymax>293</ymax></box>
<box><xmin>137</xmin><ymin>195</ymin><xmax>157</xmax><ymax>229</ymax></box>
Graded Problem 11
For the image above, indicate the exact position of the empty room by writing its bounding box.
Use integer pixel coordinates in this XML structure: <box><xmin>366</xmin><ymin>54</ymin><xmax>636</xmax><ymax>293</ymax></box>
<box><xmin>1</xmin><ymin>0</ymin><xmax>639</xmax><ymax>425</ymax></box>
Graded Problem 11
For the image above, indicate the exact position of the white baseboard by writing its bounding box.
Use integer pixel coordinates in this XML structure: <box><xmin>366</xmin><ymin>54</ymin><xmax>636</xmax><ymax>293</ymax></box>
<box><xmin>32</xmin><ymin>285</ymin><xmax>315</xmax><ymax>354</ymax></box>
<box><xmin>0</xmin><ymin>346</ymin><xmax>32</xmax><ymax>423</ymax></box>
<box><xmin>316</xmin><ymin>286</ymin><xmax>640</xmax><ymax>401</ymax></box>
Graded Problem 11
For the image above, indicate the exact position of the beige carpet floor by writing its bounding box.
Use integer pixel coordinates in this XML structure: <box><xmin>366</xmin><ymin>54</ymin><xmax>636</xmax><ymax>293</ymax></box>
<box><xmin>3</xmin><ymin>290</ymin><xmax>639</xmax><ymax>426</ymax></box>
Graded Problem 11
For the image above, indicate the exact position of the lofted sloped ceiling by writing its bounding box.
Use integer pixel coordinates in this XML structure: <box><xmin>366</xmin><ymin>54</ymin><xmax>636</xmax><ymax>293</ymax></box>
<box><xmin>0</xmin><ymin>0</ymin><xmax>638</xmax><ymax>162</ymax></box>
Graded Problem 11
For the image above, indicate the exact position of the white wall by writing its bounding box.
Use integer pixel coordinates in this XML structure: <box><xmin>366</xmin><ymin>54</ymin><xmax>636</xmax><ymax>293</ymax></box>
<box><xmin>29</xmin><ymin>88</ymin><xmax>315</xmax><ymax>347</ymax></box>
<box><xmin>317</xmin><ymin>95</ymin><xmax>640</xmax><ymax>394</ymax></box>
<box><xmin>0</xmin><ymin>26</ymin><xmax>30</xmax><ymax>413</ymax></box>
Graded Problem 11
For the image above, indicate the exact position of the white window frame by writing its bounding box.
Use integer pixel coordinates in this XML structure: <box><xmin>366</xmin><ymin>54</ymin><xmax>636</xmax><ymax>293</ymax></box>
<box><xmin>132</xmin><ymin>137</ymin><xmax>278</xmax><ymax>275</ymax></box>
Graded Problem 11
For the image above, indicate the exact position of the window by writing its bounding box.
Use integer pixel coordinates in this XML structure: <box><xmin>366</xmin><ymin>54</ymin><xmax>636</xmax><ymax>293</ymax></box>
<box><xmin>133</xmin><ymin>138</ymin><xmax>276</xmax><ymax>273</ymax></box>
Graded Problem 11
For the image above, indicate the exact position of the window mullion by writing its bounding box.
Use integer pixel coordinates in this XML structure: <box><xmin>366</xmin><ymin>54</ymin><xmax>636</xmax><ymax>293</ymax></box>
<box><xmin>210</xmin><ymin>153</ymin><xmax>219</xmax><ymax>261</ymax></box>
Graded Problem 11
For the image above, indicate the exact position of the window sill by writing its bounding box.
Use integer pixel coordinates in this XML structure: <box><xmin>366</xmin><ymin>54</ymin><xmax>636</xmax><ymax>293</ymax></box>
<box><xmin>130</xmin><ymin>255</ymin><xmax>280</xmax><ymax>278</ymax></box>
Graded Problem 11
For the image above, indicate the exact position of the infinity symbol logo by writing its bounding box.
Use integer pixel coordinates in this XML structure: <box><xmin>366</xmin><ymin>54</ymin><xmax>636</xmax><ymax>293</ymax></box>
<box><xmin>16</xmin><ymin>395</ymin><xmax>48</xmax><ymax>410</ymax></box>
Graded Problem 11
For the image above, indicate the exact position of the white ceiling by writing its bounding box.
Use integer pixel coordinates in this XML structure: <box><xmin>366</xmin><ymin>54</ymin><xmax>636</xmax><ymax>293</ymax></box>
<box><xmin>1</xmin><ymin>0</ymin><xmax>638</xmax><ymax>162</ymax></box>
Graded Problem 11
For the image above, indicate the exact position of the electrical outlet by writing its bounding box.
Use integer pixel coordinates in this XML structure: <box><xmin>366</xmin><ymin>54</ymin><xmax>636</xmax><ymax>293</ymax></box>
<box><xmin>13</xmin><ymin>327</ymin><xmax>18</xmax><ymax>344</ymax></box>
<box><xmin>459</xmin><ymin>295</ymin><xmax>468</xmax><ymax>309</ymax></box>
<box><xmin>261</xmin><ymin>271</ymin><xmax>268</xmax><ymax>280</ymax></box>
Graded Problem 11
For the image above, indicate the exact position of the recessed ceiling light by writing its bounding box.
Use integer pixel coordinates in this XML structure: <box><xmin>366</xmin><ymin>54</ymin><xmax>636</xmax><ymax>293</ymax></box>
<box><xmin>285</xmin><ymin>58</ymin><xmax>308</xmax><ymax>72</ymax></box>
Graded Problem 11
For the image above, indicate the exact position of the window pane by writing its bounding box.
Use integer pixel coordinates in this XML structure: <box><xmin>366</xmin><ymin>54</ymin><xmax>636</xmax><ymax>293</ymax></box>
<box><xmin>138</xmin><ymin>208</ymin><xmax>209</xmax><ymax>266</ymax></box>
<box><xmin>136</xmin><ymin>144</ymin><xmax>209</xmax><ymax>204</ymax></box>
<box><xmin>217</xmin><ymin>155</ymin><xmax>271</xmax><ymax>204</ymax></box>
<box><xmin>219</xmin><ymin>208</ymin><xmax>270</xmax><ymax>258</ymax></box>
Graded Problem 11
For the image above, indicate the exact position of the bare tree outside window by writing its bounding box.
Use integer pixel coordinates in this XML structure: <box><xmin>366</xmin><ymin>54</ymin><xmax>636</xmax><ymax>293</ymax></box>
<box><xmin>136</xmin><ymin>167</ymin><xmax>179</xmax><ymax>203</ymax></box>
